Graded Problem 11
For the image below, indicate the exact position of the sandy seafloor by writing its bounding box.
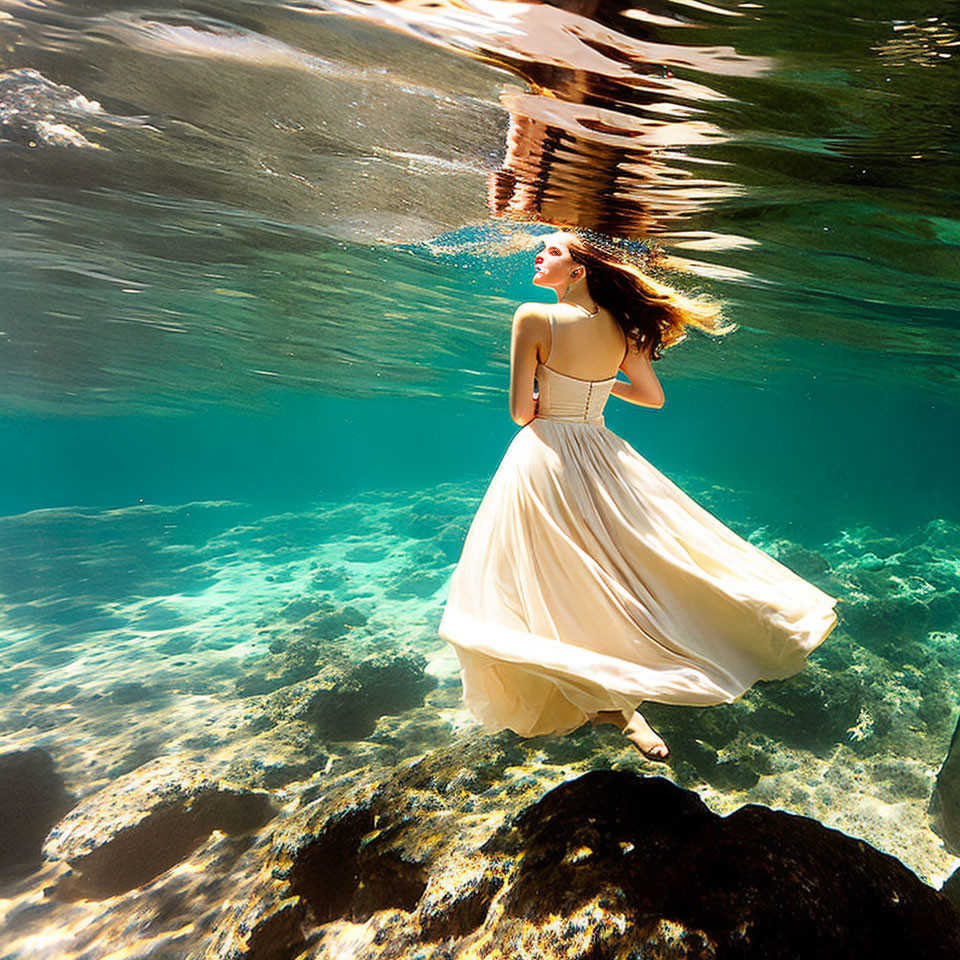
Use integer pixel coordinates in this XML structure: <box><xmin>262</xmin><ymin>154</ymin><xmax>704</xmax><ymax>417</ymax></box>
<box><xmin>1</xmin><ymin>468</ymin><xmax>959</xmax><ymax>951</ymax></box>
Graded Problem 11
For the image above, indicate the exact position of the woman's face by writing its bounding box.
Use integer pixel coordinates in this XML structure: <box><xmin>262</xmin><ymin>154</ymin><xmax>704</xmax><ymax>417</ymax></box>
<box><xmin>532</xmin><ymin>234</ymin><xmax>580</xmax><ymax>291</ymax></box>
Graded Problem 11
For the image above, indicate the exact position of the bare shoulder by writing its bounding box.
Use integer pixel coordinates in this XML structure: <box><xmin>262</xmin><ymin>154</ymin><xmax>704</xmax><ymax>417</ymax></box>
<box><xmin>512</xmin><ymin>301</ymin><xmax>550</xmax><ymax>324</ymax></box>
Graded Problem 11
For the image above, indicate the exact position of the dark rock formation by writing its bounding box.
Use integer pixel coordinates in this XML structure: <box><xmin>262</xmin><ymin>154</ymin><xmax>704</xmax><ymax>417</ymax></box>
<box><xmin>942</xmin><ymin>865</ymin><xmax>960</xmax><ymax>912</ymax></box>
<box><xmin>484</xmin><ymin>770</ymin><xmax>960</xmax><ymax>958</ymax></box>
<box><xmin>0</xmin><ymin>748</ymin><xmax>75</xmax><ymax>880</ymax></box>
<box><xmin>237</xmin><ymin>599</ymin><xmax>368</xmax><ymax>697</ymax></box>
<box><xmin>252</xmin><ymin>651</ymin><xmax>438</xmax><ymax>744</ymax></box>
<box><xmin>297</xmin><ymin>651</ymin><xmax>437</xmax><ymax>740</ymax></box>
<box><xmin>109</xmin><ymin>681</ymin><xmax>161</xmax><ymax>705</ymax></box>
<box><xmin>43</xmin><ymin>756</ymin><xmax>277</xmax><ymax>899</ymax></box>
<box><xmin>929</xmin><ymin>714</ymin><xmax>960</xmax><ymax>855</ymax></box>
<box><xmin>206</xmin><ymin>740</ymin><xmax>960</xmax><ymax>960</ymax></box>
<box><xmin>741</xmin><ymin>661</ymin><xmax>865</xmax><ymax>753</ymax></box>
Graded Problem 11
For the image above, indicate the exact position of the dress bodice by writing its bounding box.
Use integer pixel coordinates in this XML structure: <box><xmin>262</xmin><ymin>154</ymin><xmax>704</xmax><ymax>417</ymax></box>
<box><xmin>534</xmin><ymin>307</ymin><xmax>620</xmax><ymax>424</ymax></box>
<box><xmin>535</xmin><ymin>363</ymin><xmax>617</xmax><ymax>423</ymax></box>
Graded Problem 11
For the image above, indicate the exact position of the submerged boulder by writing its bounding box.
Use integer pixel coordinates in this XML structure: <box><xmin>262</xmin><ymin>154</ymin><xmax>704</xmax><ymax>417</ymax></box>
<box><xmin>742</xmin><ymin>661</ymin><xmax>865</xmax><ymax>752</ymax></box>
<box><xmin>481</xmin><ymin>770</ymin><xmax>959</xmax><ymax>958</ymax></box>
<box><xmin>297</xmin><ymin>651</ymin><xmax>437</xmax><ymax>740</ymax></box>
<box><xmin>929</xmin><ymin>714</ymin><xmax>960</xmax><ymax>854</ymax></box>
<box><xmin>237</xmin><ymin>599</ymin><xmax>368</xmax><ymax>697</ymax></box>
<box><xmin>253</xmin><ymin>651</ymin><xmax>439</xmax><ymax>743</ymax></box>
<box><xmin>204</xmin><ymin>742</ymin><xmax>960</xmax><ymax>960</ymax></box>
<box><xmin>0</xmin><ymin>747</ymin><xmax>75</xmax><ymax>880</ymax></box>
<box><xmin>43</xmin><ymin>755</ymin><xmax>277</xmax><ymax>899</ymax></box>
<box><xmin>942</xmin><ymin>865</ymin><xmax>960</xmax><ymax>911</ymax></box>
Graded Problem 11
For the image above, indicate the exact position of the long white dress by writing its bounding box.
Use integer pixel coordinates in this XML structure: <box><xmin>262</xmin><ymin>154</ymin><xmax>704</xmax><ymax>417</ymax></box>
<box><xmin>438</xmin><ymin>310</ymin><xmax>839</xmax><ymax>738</ymax></box>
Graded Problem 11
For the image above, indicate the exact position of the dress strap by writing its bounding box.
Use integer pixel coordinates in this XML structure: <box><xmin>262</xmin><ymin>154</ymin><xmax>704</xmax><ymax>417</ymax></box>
<box><xmin>544</xmin><ymin>307</ymin><xmax>555</xmax><ymax>365</ymax></box>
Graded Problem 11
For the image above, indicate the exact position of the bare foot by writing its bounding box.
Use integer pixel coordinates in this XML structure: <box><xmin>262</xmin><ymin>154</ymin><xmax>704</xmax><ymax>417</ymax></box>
<box><xmin>621</xmin><ymin>709</ymin><xmax>670</xmax><ymax>762</ymax></box>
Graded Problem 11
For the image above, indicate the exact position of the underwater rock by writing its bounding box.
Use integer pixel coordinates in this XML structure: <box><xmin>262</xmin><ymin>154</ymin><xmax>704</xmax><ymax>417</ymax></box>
<box><xmin>277</xmin><ymin>597</ymin><xmax>325</xmax><ymax>622</ymax></box>
<box><xmin>0</xmin><ymin>748</ymin><xmax>75</xmax><ymax>880</ymax></box>
<box><xmin>297</xmin><ymin>651</ymin><xmax>438</xmax><ymax>740</ymax></box>
<box><xmin>929</xmin><ymin>715</ymin><xmax>960</xmax><ymax>855</ymax></box>
<box><xmin>871</xmin><ymin>757</ymin><xmax>932</xmax><ymax>801</ymax></box>
<box><xmin>742</xmin><ymin>661</ymin><xmax>865</xmax><ymax>753</ymax></box>
<box><xmin>249</xmin><ymin>652</ymin><xmax>437</xmax><ymax>740</ymax></box>
<box><xmin>227</xmin><ymin>755</ymin><xmax>322</xmax><ymax>792</ymax></box>
<box><xmin>768</xmin><ymin>540</ymin><xmax>833</xmax><ymax>580</ymax></box>
<box><xmin>479</xmin><ymin>771</ymin><xmax>960</xmax><ymax>958</ymax></box>
<box><xmin>43</xmin><ymin>755</ymin><xmax>278</xmax><ymax>899</ymax></box>
<box><xmin>203</xmin><ymin>742</ymin><xmax>960</xmax><ymax>960</ymax></box>
<box><xmin>228</xmin><ymin>718</ymin><xmax>330</xmax><ymax>790</ymax></box>
<box><xmin>640</xmin><ymin>703</ymin><xmax>770</xmax><ymax>790</ymax></box>
<box><xmin>941</xmin><ymin>866</ymin><xmax>960</xmax><ymax>911</ymax></box>
<box><xmin>202</xmin><ymin>734</ymin><xmax>528</xmax><ymax>959</ymax></box>
<box><xmin>386</xmin><ymin>568</ymin><xmax>450</xmax><ymax>600</ymax></box>
<box><xmin>843</xmin><ymin>593</ymin><xmax>931</xmax><ymax>657</ymax></box>
<box><xmin>840</xmin><ymin>524</ymin><xmax>960</xmax><ymax>660</ymax></box>
<box><xmin>918</xmin><ymin>673</ymin><xmax>956</xmax><ymax>735</ymax></box>
<box><xmin>235</xmin><ymin>636</ymin><xmax>337</xmax><ymax>698</ymax></box>
<box><xmin>280</xmin><ymin>601</ymin><xmax>367</xmax><ymax>637</ymax></box>
<box><xmin>109</xmin><ymin>680</ymin><xmax>160</xmax><ymax>705</ymax></box>
<box><xmin>238</xmin><ymin>600</ymin><xmax>368</xmax><ymax>697</ymax></box>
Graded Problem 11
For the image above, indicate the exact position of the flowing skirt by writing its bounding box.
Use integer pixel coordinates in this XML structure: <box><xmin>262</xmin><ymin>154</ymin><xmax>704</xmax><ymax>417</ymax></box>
<box><xmin>438</xmin><ymin>417</ymin><xmax>839</xmax><ymax>738</ymax></box>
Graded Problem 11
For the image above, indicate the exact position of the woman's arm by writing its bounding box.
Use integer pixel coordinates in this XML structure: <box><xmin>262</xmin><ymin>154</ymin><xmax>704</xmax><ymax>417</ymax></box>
<box><xmin>508</xmin><ymin>303</ymin><xmax>544</xmax><ymax>426</ymax></box>
<box><xmin>611</xmin><ymin>341</ymin><xmax>665</xmax><ymax>409</ymax></box>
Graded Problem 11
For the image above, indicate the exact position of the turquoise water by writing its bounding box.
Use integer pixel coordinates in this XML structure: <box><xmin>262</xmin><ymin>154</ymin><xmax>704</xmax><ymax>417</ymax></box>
<box><xmin>1</xmin><ymin>0</ymin><xmax>960</xmax><ymax>954</ymax></box>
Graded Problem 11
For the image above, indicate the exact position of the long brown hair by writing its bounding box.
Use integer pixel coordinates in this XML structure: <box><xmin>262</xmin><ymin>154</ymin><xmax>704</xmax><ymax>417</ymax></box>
<box><xmin>554</xmin><ymin>230</ymin><xmax>734</xmax><ymax>361</ymax></box>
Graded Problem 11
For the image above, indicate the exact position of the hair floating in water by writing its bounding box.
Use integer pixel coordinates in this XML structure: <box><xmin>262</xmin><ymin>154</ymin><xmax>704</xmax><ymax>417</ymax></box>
<box><xmin>565</xmin><ymin>226</ymin><xmax>667</xmax><ymax>272</ymax></box>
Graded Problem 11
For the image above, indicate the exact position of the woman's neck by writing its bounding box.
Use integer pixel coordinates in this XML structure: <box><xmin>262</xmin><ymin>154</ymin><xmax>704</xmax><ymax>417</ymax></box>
<box><xmin>559</xmin><ymin>288</ymin><xmax>598</xmax><ymax>315</ymax></box>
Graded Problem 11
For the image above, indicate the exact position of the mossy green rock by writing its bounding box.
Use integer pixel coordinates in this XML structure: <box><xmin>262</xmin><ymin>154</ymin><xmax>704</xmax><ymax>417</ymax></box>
<box><xmin>744</xmin><ymin>662</ymin><xmax>864</xmax><ymax>752</ymax></box>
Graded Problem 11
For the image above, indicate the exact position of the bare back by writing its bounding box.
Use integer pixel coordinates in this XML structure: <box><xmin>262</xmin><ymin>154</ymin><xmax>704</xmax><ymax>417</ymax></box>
<box><xmin>540</xmin><ymin>303</ymin><xmax>628</xmax><ymax>381</ymax></box>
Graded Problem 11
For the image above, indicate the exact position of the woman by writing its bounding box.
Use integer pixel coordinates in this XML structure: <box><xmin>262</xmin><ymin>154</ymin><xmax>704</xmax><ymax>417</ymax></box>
<box><xmin>437</xmin><ymin>230</ymin><xmax>839</xmax><ymax>762</ymax></box>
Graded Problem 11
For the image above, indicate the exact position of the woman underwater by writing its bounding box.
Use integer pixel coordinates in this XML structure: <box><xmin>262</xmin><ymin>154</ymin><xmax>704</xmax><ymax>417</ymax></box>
<box><xmin>438</xmin><ymin>230</ymin><xmax>839</xmax><ymax>761</ymax></box>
